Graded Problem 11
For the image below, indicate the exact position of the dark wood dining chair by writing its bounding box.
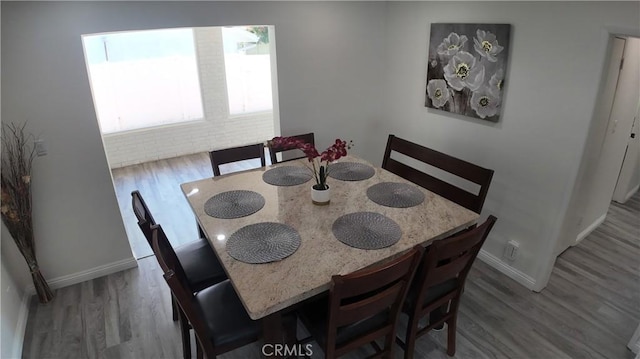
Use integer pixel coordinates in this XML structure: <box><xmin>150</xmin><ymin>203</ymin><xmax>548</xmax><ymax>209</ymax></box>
<box><xmin>209</xmin><ymin>143</ymin><xmax>266</xmax><ymax>177</ymax></box>
<box><xmin>382</xmin><ymin>135</ymin><xmax>494</xmax><ymax>214</ymax></box>
<box><xmin>151</xmin><ymin>224</ymin><xmax>262</xmax><ymax>359</ymax></box>
<box><xmin>267</xmin><ymin>132</ymin><xmax>315</xmax><ymax>164</ymax></box>
<box><xmin>397</xmin><ymin>215</ymin><xmax>497</xmax><ymax>358</ymax></box>
<box><xmin>297</xmin><ymin>245</ymin><xmax>424</xmax><ymax>358</ymax></box>
<box><xmin>132</xmin><ymin>191</ymin><xmax>228</xmax><ymax>358</ymax></box>
<box><xmin>131</xmin><ymin>190</ymin><xmax>227</xmax><ymax>319</ymax></box>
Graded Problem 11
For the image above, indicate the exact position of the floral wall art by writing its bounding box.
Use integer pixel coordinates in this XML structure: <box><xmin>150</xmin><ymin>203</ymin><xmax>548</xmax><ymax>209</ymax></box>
<box><xmin>426</xmin><ymin>23</ymin><xmax>511</xmax><ymax>122</ymax></box>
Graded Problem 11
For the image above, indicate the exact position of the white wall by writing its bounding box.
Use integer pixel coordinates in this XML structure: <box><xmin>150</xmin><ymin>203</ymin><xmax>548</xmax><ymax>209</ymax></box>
<box><xmin>1</xmin><ymin>252</ymin><xmax>28</xmax><ymax>359</ymax></box>
<box><xmin>613</xmin><ymin>100</ymin><xmax>640</xmax><ymax>203</ymax></box>
<box><xmin>0</xmin><ymin>225</ymin><xmax>31</xmax><ymax>292</ymax></box>
<box><xmin>0</xmin><ymin>1</ymin><xmax>387</xmax><ymax>289</ymax></box>
<box><xmin>382</xmin><ymin>1</ymin><xmax>640</xmax><ymax>288</ymax></box>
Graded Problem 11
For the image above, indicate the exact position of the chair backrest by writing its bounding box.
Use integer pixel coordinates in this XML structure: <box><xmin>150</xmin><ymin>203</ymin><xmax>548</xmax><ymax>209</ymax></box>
<box><xmin>382</xmin><ymin>135</ymin><xmax>494</xmax><ymax>214</ymax></box>
<box><xmin>268</xmin><ymin>132</ymin><xmax>315</xmax><ymax>164</ymax></box>
<box><xmin>325</xmin><ymin>246</ymin><xmax>424</xmax><ymax>358</ymax></box>
<box><xmin>209</xmin><ymin>143</ymin><xmax>266</xmax><ymax>177</ymax></box>
<box><xmin>152</xmin><ymin>224</ymin><xmax>216</xmax><ymax>354</ymax></box>
<box><xmin>131</xmin><ymin>190</ymin><xmax>156</xmax><ymax>247</ymax></box>
<box><xmin>412</xmin><ymin>216</ymin><xmax>497</xmax><ymax>318</ymax></box>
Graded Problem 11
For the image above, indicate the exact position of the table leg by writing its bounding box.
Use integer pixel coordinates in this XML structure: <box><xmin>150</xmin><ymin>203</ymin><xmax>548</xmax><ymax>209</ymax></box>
<box><xmin>197</xmin><ymin>222</ymin><xmax>206</xmax><ymax>239</ymax></box>
<box><xmin>262</xmin><ymin>311</ymin><xmax>284</xmax><ymax>358</ymax></box>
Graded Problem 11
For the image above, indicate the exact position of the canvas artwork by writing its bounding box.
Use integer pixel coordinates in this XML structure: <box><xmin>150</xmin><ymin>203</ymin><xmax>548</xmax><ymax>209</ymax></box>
<box><xmin>425</xmin><ymin>23</ymin><xmax>511</xmax><ymax>122</ymax></box>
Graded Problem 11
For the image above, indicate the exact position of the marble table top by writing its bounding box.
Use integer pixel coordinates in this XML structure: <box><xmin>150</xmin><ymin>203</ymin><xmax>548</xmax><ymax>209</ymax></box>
<box><xmin>181</xmin><ymin>156</ymin><xmax>478</xmax><ymax>320</ymax></box>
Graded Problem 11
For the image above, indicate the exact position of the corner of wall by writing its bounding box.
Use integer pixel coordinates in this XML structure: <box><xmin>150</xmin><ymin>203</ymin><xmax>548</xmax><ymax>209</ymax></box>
<box><xmin>477</xmin><ymin>249</ymin><xmax>537</xmax><ymax>291</ymax></box>
<box><xmin>1</xmin><ymin>252</ymin><xmax>31</xmax><ymax>359</ymax></box>
<box><xmin>575</xmin><ymin>213</ymin><xmax>607</xmax><ymax>245</ymax></box>
<box><xmin>628</xmin><ymin>323</ymin><xmax>640</xmax><ymax>355</ymax></box>
<box><xmin>10</xmin><ymin>292</ymin><xmax>31</xmax><ymax>359</ymax></box>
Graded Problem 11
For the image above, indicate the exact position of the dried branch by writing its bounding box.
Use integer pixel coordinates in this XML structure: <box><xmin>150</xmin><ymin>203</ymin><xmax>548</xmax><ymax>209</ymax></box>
<box><xmin>1</xmin><ymin>122</ymin><xmax>53</xmax><ymax>303</ymax></box>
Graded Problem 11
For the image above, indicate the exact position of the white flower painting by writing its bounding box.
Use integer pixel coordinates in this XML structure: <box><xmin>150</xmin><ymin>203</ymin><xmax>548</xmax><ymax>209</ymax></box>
<box><xmin>426</xmin><ymin>24</ymin><xmax>511</xmax><ymax>122</ymax></box>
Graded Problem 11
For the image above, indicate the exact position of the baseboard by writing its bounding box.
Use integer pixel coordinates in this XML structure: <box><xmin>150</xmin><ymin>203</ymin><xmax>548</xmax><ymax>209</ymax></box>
<box><xmin>477</xmin><ymin>249</ymin><xmax>536</xmax><ymax>290</ymax></box>
<box><xmin>12</xmin><ymin>291</ymin><xmax>31</xmax><ymax>359</ymax></box>
<box><xmin>624</xmin><ymin>184</ymin><xmax>640</xmax><ymax>204</ymax></box>
<box><xmin>26</xmin><ymin>257</ymin><xmax>138</xmax><ymax>294</ymax></box>
<box><xmin>630</xmin><ymin>340</ymin><xmax>640</xmax><ymax>356</ymax></box>
<box><xmin>575</xmin><ymin>213</ymin><xmax>607</xmax><ymax>245</ymax></box>
<box><xmin>629</xmin><ymin>323</ymin><xmax>640</xmax><ymax>354</ymax></box>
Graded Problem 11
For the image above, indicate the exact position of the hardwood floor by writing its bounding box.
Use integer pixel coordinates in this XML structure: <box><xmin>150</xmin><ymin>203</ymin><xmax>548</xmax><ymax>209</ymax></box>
<box><xmin>22</xmin><ymin>156</ymin><xmax>639</xmax><ymax>358</ymax></box>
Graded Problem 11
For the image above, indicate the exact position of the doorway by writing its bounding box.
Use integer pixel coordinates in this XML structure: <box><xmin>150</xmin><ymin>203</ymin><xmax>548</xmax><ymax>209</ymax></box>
<box><xmin>555</xmin><ymin>35</ymin><xmax>640</xmax><ymax>257</ymax></box>
<box><xmin>613</xmin><ymin>103</ymin><xmax>640</xmax><ymax>204</ymax></box>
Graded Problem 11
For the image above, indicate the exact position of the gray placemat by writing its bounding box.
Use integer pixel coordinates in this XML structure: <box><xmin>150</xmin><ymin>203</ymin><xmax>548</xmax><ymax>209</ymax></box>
<box><xmin>332</xmin><ymin>212</ymin><xmax>402</xmax><ymax>250</ymax></box>
<box><xmin>226</xmin><ymin>222</ymin><xmax>301</xmax><ymax>264</ymax></box>
<box><xmin>328</xmin><ymin>162</ymin><xmax>375</xmax><ymax>181</ymax></box>
<box><xmin>204</xmin><ymin>190</ymin><xmax>265</xmax><ymax>219</ymax></box>
<box><xmin>366</xmin><ymin>182</ymin><xmax>425</xmax><ymax>208</ymax></box>
<box><xmin>262</xmin><ymin>166</ymin><xmax>313</xmax><ymax>186</ymax></box>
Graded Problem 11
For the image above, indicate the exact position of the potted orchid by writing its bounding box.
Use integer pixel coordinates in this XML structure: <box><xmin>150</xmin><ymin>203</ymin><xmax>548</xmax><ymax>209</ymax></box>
<box><xmin>269</xmin><ymin>136</ymin><xmax>351</xmax><ymax>204</ymax></box>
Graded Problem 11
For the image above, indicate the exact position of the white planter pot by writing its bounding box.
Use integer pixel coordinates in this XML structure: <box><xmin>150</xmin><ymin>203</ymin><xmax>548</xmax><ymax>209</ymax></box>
<box><xmin>311</xmin><ymin>185</ymin><xmax>331</xmax><ymax>205</ymax></box>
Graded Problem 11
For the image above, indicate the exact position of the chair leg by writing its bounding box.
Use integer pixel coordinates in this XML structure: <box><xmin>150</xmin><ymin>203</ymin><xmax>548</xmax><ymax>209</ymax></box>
<box><xmin>403</xmin><ymin>315</ymin><xmax>419</xmax><ymax>359</ymax></box>
<box><xmin>446</xmin><ymin>317</ymin><xmax>456</xmax><ymax>356</ymax></box>
<box><xmin>196</xmin><ymin>341</ymin><xmax>203</xmax><ymax>359</ymax></box>
<box><xmin>369</xmin><ymin>340</ymin><xmax>388</xmax><ymax>359</ymax></box>
<box><xmin>179</xmin><ymin>310</ymin><xmax>192</xmax><ymax>359</ymax></box>
<box><xmin>283</xmin><ymin>315</ymin><xmax>297</xmax><ymax>348</ymax></box>
<box><xmin>197</xmin><ymin>223</ymin><xmax>206</xmax><ymax>239</ymax></box>
<box><xmin>172</xmin><ymin>295</ymin><xmax>179</xmax><ymax>322</ymax></box>
<box><xmin>429</xmin><ymin>304</ymin><xmax>447</xmax><ymax>328</ymax></box>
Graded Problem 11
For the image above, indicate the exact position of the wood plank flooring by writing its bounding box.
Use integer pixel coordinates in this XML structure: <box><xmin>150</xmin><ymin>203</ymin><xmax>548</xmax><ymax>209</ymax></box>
<box><xmin>22</xmin><ymin>155</ymin><xmax>639</xmax><ymax>358</ymax></box>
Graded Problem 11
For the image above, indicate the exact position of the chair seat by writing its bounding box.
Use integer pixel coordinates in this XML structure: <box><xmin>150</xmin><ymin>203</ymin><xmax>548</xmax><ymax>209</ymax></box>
<box><xmin>175</xmin><ymin>238</ymin><xmax>227</xmax><ymax>291</ymax></box>
<box><xmin>195</xmin><ymin>280</ymin><xmax>261</xmax><ymax>348</ymax></box>
<box><xmin>404</xmin><ymin>278</ymin><xmax>457</xmax><ymax>312</ymax></box>
<box><xmin>298</xmin><ymin>298</ymin><xmax>390</xmax><ymax>349</ymax></box>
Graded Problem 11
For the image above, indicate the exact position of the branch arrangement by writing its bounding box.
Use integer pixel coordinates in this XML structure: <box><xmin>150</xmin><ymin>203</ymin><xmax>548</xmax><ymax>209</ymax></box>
<box><xmin>1</xmin><ymin>122</ymin><xmax>53</xmax><ymax>303</ymax></box>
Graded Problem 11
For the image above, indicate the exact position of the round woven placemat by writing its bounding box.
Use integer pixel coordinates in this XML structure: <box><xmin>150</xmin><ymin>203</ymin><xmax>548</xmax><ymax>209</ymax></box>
<box><xmin>262</xmin><ymin>166</ymin><xmax>313</xmax><ymax>186</ymax></box>
<box><xmin>204</xmin><ymin>190</ymin><xmax>265</xmax><ymax>219</ymax></box>
<box><xmin>226</xmin><ymin>222</ymin><xmax>301</xmax><ymax>264</ymax></box>
<box><xmin>366</xmin><ymin>182</ymin><xmax>425</xmax><ymax>208</ymax></box>
<box><xmin>332</xmin><ymin>212</ymin><xmax>402</xmax><ymax>250</ymax></box>
<box><xmin>328</xmin><ymin>162</ymin><xmax>375</xmax><ymax>181</ymax></box>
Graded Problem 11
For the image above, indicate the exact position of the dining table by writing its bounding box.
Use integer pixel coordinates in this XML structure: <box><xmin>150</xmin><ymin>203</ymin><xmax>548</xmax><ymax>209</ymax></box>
<box><xmin>180</xmin><ymin>155</ymin><xmax>479</xmax><ymax>358</ymax></box>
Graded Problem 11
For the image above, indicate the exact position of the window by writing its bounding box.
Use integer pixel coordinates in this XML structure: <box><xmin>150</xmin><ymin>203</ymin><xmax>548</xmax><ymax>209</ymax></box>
<box><xmin>222</xmin><ymin>26</ymin><xmax>273</xmax><ymax>115</ymax></box>
<box><xmin>82</xmin><ymin>26</ymin><xmax>275</xmax><ymax>134</ymax></box>
<box><xmin>83</xmin><ymin>28</ymin><xmax>204</xmax><ymax>133</ymax></box>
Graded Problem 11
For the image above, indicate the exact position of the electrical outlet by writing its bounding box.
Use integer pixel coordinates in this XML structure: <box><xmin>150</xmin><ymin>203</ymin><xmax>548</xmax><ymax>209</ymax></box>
<box><xmin>35</xmin><ymin>139</ymin><xmax>47</xmax><ymax>156</ymax></box>
<box><xmin>504</xmin><ymin>240</ymin><xmax>519</xmax><ymax>261</ymax></box>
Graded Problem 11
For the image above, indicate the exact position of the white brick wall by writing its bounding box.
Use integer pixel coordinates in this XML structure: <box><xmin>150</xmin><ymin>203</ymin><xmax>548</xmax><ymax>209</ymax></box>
<box><xmin>102</xmin><ymin>27</ymin><xmax>275</xmax><ymax>168</ymax></box>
